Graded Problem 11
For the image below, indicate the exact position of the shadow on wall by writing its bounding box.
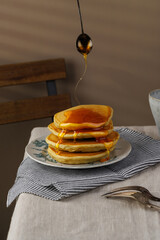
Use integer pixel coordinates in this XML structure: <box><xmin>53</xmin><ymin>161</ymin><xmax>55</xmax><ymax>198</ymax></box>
<box><xmin>75</xmin><ymin>65</ymin><xmax>156</xmax><ymax>126</ymax></box>
<box><xmin>0</xmin><ymin>0</ymin><xmax>160</xmax><ymax>125</ymax></box>
<box><xmin>0</xmin><ymin>0</ymin><xmax>77</xmax><ymax>63</ymax></box>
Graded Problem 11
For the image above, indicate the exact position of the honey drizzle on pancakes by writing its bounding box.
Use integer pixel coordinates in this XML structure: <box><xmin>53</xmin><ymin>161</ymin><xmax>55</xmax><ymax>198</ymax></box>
<box><xmin>62</xmin><ymin>108</ymin><xmax>108</xmax><ymax>126</ymax></box>
<box><xmin>55</xmin><ymin>108</ymin><xmax>114</xmax><ymax>160</ymax></box>
<box><xmin>73</xmin><ymin>131</ymin><xmax>78</xmax><ymax>142</ymax></box>
<box><xmin>95</xmin><ymin>137</ymin><xmax>112</xmax><ymax>160</ymax></box>
<box><xmin>55</xmin><ymin>129</ymin><xmax>114</xmax><ymax>161</ymax></box>
<box><xmin>96</xmin><ymin>137</ymin><xmax>114</xmax><ymax>150</ymax></box>
<box><xmin>55</xmin><ymin>130</ymin><xmax>66</xmax><ymax>152</ymax></box>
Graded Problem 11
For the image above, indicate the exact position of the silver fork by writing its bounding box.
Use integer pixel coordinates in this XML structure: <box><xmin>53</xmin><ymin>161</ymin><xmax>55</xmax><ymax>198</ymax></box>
<box><xmin>102</xmin><ymin>186</ymin><xmax>160</xmax><ymax>211</ymax></box>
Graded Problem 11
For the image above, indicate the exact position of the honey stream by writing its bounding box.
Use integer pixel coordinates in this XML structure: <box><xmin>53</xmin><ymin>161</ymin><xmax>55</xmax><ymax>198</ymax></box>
<box><xmin>74</xmin><ymin>54</ymin><xmax>87</xmax><ymax>105</ymax></box>
<box><xmin>74</xmin><ymin>0</ymin><xmax>92</xmax><ymax>105</ymax></box>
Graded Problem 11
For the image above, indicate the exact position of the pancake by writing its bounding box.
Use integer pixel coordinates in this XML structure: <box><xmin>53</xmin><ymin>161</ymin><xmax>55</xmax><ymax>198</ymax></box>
<box><xmin>48</xmin><ymin>146</ymin><xmax>111</xmax><ymax>164</ymax></box>
<box><xmin>46</xmin><ymin>131</ymin><xmax>119</xmax><ymax>153</ymax></box>
<box><xmin>54</xmin><ymin>105</ymin><xmax>113</xmax><ymax>130</ymax></box>
<box><xmin>48</xmin><ymin>121</ymin><xmax>113</xmax><ymax>140</ymax></box>
<box><xmin>46</xmin><ymin>104</ymin><xmax>118</xmax><ymax>165</ymax></box>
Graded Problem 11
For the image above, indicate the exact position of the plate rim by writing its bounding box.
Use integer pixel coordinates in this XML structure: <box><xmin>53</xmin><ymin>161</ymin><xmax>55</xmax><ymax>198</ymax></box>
<box><xmin>25</xmin><ymin>136</ymin><xmax>132</xmax><ymax>169</ymax></box>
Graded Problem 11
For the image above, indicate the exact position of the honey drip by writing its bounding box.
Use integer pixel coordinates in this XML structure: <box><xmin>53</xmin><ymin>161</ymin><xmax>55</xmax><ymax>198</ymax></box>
<box><xmin>96</xmin><ymin>137</ymin><xmax>113</xmax><ymax>151</ymax></box>
<box><xmin>55</xmin><ymin>130</ymin><xmax>66</xmax><ymax>152</ymax></box>
<box><xmin>100</xmin><ymin>156</ymin><xmax>110</xmax><ymax>162</ymax></box>
<box><xmin>97</xmin><ymin>138</ymin><xmax>111</xmax><ymax>162</ymax></box>
<box><xmin>75</xmin><ymin>0</ymin><xmax>93</xmax><ymax>105</ymax></box>
<box><xmin>73</xmin><ymin>131</ymin><xmax>78</xmax><ymax>142</ymax></box>
<box><xmin>74</xmin><ymin>54</ymin><xmax>87</xmax><ymax>105</ymax></box>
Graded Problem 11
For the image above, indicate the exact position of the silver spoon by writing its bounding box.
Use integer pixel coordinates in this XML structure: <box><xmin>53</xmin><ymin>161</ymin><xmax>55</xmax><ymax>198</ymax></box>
<box><xmin>76</xmin><ymin>0</ymin><xmax>93</xmax><ymax>55</ymax></box>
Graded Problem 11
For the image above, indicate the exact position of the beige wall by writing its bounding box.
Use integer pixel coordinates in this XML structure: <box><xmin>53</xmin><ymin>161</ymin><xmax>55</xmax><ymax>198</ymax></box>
<box><xmin>0</xmin><ymin>0</ymin><xmax>160</xmax><ymax>124</ymax></box>
<box><xmin>0</xmin><ymin>0</ymin><xmax>160</xmax><ymax>238</ymax></box>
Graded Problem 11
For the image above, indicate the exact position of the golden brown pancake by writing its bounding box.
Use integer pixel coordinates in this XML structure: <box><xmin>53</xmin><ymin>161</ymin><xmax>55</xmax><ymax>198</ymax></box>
<box><xmin>48</xmin><ymin>146</ymin><xmax>111</xmax><ymax>164</ymax></box>
<box><xmin>46</xmin><ymin>131</ymin><xmax>119</xmax><ymax>153</ymax></box>
<box><xmin>46</xmin><ymin>104</ymin><xmax>118</xmax><ymax>165</ymax></box>
<box><xmin>54</xmin><ymin>105</ymin><xmax>113</xmax><ymax>130</ymax></box>
<box><xmin>48</xmin><ymin>121</ymin><xmax>113</xmax><ymax>140</ymax></box>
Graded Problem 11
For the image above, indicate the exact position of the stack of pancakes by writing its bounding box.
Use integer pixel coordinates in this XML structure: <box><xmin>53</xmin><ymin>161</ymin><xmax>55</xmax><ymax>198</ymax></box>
<box><xmin>46</xmin><ymin>105</ymin><xmax>119</xmax><ymax>165</ymax></box>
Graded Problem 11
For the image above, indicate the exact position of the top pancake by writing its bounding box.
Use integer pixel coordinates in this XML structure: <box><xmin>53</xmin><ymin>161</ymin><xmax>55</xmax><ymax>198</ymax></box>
<box><xmin>54</xmin><ymin>105</ymin><xmax>113</xmax><ymax>130</ymax></box>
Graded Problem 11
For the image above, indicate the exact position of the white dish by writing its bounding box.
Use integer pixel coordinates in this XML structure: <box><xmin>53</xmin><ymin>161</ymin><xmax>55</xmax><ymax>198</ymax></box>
<box><xmin>26</xmin><ymin>136</ymin><xmax>131</xmax><ymax>169</ymax></box>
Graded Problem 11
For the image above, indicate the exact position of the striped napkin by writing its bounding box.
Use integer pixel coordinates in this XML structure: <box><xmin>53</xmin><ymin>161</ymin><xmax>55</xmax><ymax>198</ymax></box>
<box><xmin>7</xmin><ymin>128</ymin><xmax>160</xmax><ymax>207</ymax></box>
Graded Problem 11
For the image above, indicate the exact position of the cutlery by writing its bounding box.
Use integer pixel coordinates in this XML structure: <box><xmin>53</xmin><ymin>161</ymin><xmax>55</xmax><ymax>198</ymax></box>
<box><xmin>102</xmin><ymin>186</ymin><xmax>160</xmax><ymax>211</ymax></box>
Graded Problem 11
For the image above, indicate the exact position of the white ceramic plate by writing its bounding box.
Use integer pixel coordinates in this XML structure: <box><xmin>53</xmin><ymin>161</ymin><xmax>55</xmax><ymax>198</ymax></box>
<box><xmin>26</xmin><ymin>136</ymin><xmax>131</xmax><ymax>169</ymax></box>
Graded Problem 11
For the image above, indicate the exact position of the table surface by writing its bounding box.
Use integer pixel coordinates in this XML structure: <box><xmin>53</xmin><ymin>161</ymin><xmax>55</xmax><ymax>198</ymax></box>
<box><xmin>7</xmin><ymin>126</ymin><xmax>160</xmax><ymax>240</ymax></box>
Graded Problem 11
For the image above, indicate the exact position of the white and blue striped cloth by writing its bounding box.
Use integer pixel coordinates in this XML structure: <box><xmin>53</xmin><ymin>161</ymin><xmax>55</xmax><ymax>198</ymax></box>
<box><xmin>7</xmin><ymin>128</ymin><xmax>160</xmax><ymax>207</ymax></box>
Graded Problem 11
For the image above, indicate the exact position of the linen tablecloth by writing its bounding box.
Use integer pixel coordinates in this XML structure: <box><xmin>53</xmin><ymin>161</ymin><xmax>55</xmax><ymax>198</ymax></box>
<box><xmin>7</xmin><ymin>126</ymin><xmax>160</xmax><ymax>240</ymax></box>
